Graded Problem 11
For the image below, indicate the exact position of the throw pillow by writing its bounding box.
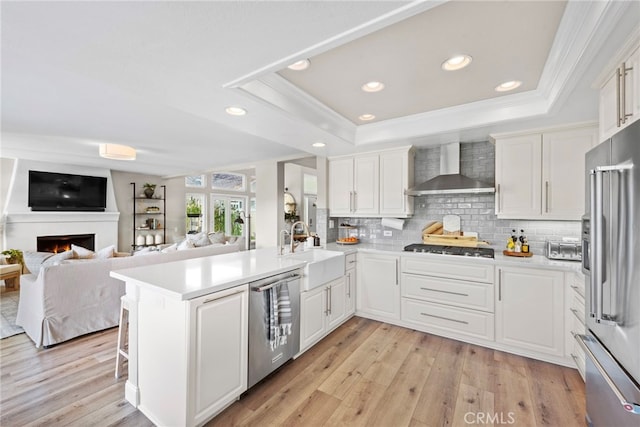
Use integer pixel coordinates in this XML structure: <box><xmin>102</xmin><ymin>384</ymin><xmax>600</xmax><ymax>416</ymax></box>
<box><xmin>95</xmin><ymin>245</ymin><xmax>115</xmax><ymax>259</ymax></box>
<box><xmin>161</xmin><ymin>243</ymin><xmax>178</xmax><ymax>253</ymax></box>
<box><xmin>43</xmin><ymin>250</ymin><xmax>74</xmax><ymax>266</ymax></box>
<box><xmin>186</xmin><ymin>232</ymin><xmax>210</xmax><ymax>247</ymax></box>
<box><xmin>133</xmin><ymin>247</ymin><xmax>153</xmax><ymax>256</ymax></box>
<box><xmin>177</xmin><ymin>239</ymin><xmax>195</xmax><ymax>251</ymax></box>
<box><xmin>71</xmin><ymin>244</ymin><xmax>95</xmax><ymax>259</ymax></box>
<box><xmin>208</xmin><ymin>231</ymin><xmax>226</xmax><ymax>244</ymax></box>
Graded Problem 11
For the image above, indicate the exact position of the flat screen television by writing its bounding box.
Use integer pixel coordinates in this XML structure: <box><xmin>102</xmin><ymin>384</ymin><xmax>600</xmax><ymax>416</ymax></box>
<box><xmin>28</xmin><ymin>170</ymin><xmax>108</xmax><ymax>212</ymax></box>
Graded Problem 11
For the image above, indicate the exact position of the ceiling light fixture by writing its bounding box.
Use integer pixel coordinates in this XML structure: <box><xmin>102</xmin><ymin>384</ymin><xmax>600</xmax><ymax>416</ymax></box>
<box><xmin>495</xmin><ymin>80</ymin><xmax>522</xmax><ymax>92</ymax></box>
<box><xmin>225</xmin><ymin>106</ymin><xmax>247</xmax><ymax>116</ymax></box>
<box><xmin>312</xmin><ymin>142</ymin><xmax>326</xmax><ymax>148</ymax></box>
<box><xmin>99</xmin><ymin>143</ymin><xmax>136</xmax><ymax>161</ymax></box>
<box><xmin>441</xmin><ymin>54</ymin><xmax>472</xmax><ymax>71</ymax></box>
<box><xmin>361</xmin><ymin>81</ymin><xmax>385</xmax><ymax>92</ymax></box>
<box><xmin>287</xmin><ymin>59</ymin><xmax>310</xmax><ymax>71</ymax></box>
<box><xmin>358</xmin><ymin>114</ymin><xmax>376</xmax><ymax>121</ymax></box>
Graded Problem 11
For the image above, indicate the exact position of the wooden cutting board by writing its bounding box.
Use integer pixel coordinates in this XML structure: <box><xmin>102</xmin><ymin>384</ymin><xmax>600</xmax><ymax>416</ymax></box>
<box><xmin>422</xmin><ymin>234</ymin><xmax>490</xmax><ymax>247</ymax></box>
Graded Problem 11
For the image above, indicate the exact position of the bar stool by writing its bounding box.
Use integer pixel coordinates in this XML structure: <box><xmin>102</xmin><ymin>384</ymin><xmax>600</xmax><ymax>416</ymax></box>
<box><xmin>115</xmin><ymin>296</ymin><xmax>130</xmax><ymax>379</ymax></box>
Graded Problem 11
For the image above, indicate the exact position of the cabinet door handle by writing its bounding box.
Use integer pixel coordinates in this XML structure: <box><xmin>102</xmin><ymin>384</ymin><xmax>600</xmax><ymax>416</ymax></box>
<box><xmin>347</xmin><ymin>274</ymin><xmax>351</xmax><ymax>298</ymax></box>
<box><xmin>353</xmin><ymin>191</ymin><xmax>357</xmax><ymax>212</ymax></box>
<box><xmin>420</xmin><ymin>312</ymin><xmax>469</xmax><ymax>325</ymax></box>
<box><xmin>545</xmin><ymin>181</ymin><xmax>550</xmax><ymax>213</ymax></box>
<box><xmin>617</xmin><ymin>66</ymin><xmax>623</xmax><ymax>127</ymax></box>
<box><xmin>496</xmin><ymin>184</ymin><xmax>501</xmax><ymax>213</ymax></box>
<box><xmin>328</xmin><ymin>286</ymin><xmax>332</xmax><ymax>315</ymax></box>
<box><xmin>395</xmin><ymin>259</ymin><xmax>399</xmax><ymax>285</ymax></box>
<box><xmin>498</xmin><ymin>268</ymin><xmax>502</xmax><ymax>301</ymax></box>
<box><xmin>325</xmin><ymin>287</ymin><xmax>330</xmax><ymax>316</ymax></box>
<box><xmin>621</xmin><ymin>63</ymin><xmax>633</xmax><ymax>124</ymax></box>
<box><xmin>203</xmin><ymin>289</ymin><xmax>245</xmax><ymax>305</ymax></box>
<box><xmin>420</xmin><ymin>287</ymin><xmax>469</xmax><ymax>297</ymax></box>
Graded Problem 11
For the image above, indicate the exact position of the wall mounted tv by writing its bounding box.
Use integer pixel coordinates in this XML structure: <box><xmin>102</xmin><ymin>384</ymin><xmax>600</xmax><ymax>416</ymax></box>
<box><xmin>28</xmin><ymin>170</ymin><xmax>108</xmax><ymax>212</ymax></box>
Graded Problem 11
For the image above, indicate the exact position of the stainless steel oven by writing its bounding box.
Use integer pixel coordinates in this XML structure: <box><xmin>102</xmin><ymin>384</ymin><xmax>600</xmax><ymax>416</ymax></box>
<box><xmin>248</xmin><ymin>271</ymin><xmax>300</xmax><ymax>389</ymax></box>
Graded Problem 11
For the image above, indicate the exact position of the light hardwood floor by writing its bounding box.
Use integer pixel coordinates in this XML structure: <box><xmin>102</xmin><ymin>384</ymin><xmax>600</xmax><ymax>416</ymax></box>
<box><xmin>0</xmin><ymin>317</ymin><xmax>586</xmax><ymax>426</ymax></box>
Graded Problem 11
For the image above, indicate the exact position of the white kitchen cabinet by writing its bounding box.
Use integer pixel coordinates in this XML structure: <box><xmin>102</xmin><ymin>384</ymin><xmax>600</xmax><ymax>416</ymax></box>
<box><xmin>566</xmin><ymin>271</ymin><xmax>586</xmax><ymax>380</ymax></box>
<box><xmin>328</xmin><ymin>155</ymin><xmax>378</xmax><ymax>216</ymax></box>
<box><xmin>345</xmin><ymin>253</ymin><xmax>357</xmax><ymax>316</ymax></box>
<box><xmin>328</xmin><ymin>147</ymin><xmax>414</xmax><ymax>218</ymax></box>
<box><xmin>599</xmin><ymin>45</ymin><xmax>640</xmax><ymax>141</ymax></box>
<box><xmin>299</xmin><ymin>277</ymin><xmax>347</xmax><ymax>352</ymax></box>
<box><xmin>496</xmin><ymin>266</ymin><xmax>564</xmax><ymax>358</ymax></box>
<box><xmin>357</xmin><ymin>252</ymin><xmax>400</xmax><ymax>321</ymax></box>
<box><xmin>493</xmin><ymin>123</ymin><xmax>597</xmax><ymax>220</ymax></box>
<box><xmin>379</xmin><ymin>148</ymin><xmax>415</xmax><ymax>217</ymax></box>
<box><xmin>134</xmin><ymin>284</ymin><xmax>248</xmax><ymax>427</ymax></box>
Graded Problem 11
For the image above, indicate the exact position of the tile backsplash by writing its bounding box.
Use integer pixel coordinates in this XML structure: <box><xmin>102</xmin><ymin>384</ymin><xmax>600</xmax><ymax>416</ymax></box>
<box><xmin>330</xmin><ymin>141</ymin><xmax>582</xmax><ymax>254</ymax></box>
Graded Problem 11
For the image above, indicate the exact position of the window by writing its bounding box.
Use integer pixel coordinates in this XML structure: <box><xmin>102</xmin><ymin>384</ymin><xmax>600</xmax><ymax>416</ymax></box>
<box><xmin>211</xmin><ymin>195</ymin><xmax>245</xmax><ymax>237</ymax></box>
<box><xmin>186</xmin><ymin>193</ymin><xmax>205</xmax><ymax>234</ymax></box>
<box><xmin>211</xmin><ymin>172</ymin><xmax>245</xmax><ymax>191</ymax></box>
<box><xmin>185</xmin><ymin>175</ymin><xmax>205</xmax><ymax>188</ymax></box>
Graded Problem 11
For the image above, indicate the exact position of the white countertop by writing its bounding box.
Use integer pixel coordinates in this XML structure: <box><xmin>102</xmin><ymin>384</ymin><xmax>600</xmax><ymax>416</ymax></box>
<box><xmin>110</xmin><ymin>248</ymin><xmax>307</xmax><ymax>301</ymax></box>
<box><xmin>326</xmin><ymin>242</ymin><xmax>583</xmax><ymax>272</ymax></box>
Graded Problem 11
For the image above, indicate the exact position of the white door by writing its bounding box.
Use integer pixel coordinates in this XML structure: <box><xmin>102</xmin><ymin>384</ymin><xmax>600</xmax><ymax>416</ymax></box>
<box><xmin>542</xmin><ymin>126</ymin><xmax>597</xmax><ymax>220</ymax></box>
<box><xmin>329</xmin><ymin>158</ymin><xmax>354</xmax><ymax>216</ymax></box>
<box><xmin>357</xmin><ymin>253</ymin><xmax>400</xmax><ymax>320</ymax></box>
<box><xmin>379</xmin><ymin>150</ymin><xmax>410</xmax><ymax>216</ymax></box>
<box><xmin>327</xmin><ymin>278</ymin><xmax>347</xmax><ymax>330</ymax></box>
<box><xmin>191</xmin><ymin>287</ymin><xmax>248</xmax><ymax>424</ymax></box>
<box><xmin>496</xmin><ymin>266</ymin><xmax>564</xmax><ymax>357</ymax></box>
<box><xmin>495</xmin><ymin>134</ymin><xmax>542</xmax><ymax>218</ymax></box>
<box><xmin>600</xmin><ymin>72</ymin><xmax>620</xmax><ymax>141</ymax></box>
<box><xmin>300</xmin><ymin>286</ymin><xmax>327</xmax><ymax>351</ymax></box>
<box><xmin>353</xmin><ymin>155</ymin><xmax>379</xmax><ymax>215</ymax></box>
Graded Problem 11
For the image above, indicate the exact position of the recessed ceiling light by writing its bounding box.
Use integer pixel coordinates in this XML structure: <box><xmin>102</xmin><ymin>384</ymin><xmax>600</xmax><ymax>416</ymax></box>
<box><xmin>442</xmin><ymin>55</ymin><xmax>472</xmax><ymax>71</ymax></box>
<box><xmin>287</xmin><ymin>59</ymin><xmax>310</xmax><ymax>71</ymax></box>
<box><xmin>312</xmin><ymin>142</ymin><xmax>326</xmax><ymax>148</ymax></box>
<box><xmin>99</xmin><ymin>143</ymin><xmax>136</xmax><ymax>161</ymax></box>
<box><xmin>225</xmin><ymin>106</ymin><xmax>247</xmax><ymax>116</ymax></box>
<box><xmin>361</xmin><ymin>81</ymin><xmax>385</xmax><ymax>92</ymax></box>
<box><xmin>495</xmin><ymin>80</ymin><xmax>522</xmax><ymax>92</ymax></box>
<box><xmin>358</xmin><ymin>114</ymin><xmax>376</xmax><ymax>121</ymax></box>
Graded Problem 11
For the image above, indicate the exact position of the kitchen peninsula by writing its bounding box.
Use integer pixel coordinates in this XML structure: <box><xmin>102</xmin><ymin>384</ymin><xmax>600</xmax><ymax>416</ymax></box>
<box><xmin>110</xmin><ymin>248</ymin><xmax>308</xmax><ymax>427</ymax></box>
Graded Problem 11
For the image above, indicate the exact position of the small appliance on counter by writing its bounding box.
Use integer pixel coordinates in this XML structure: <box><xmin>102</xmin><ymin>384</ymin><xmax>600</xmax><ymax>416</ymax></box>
<box><xmin>545</xmin><ymin>238</ymin><xmax>581</xmax><ymax>261</ymax></box>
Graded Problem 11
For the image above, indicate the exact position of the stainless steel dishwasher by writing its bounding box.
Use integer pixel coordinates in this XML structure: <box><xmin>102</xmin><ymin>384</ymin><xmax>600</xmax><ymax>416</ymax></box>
<box><xmin>248</xmin><ymin>270</ymin><xmax>300</xmax><ymax>388</ymax></box>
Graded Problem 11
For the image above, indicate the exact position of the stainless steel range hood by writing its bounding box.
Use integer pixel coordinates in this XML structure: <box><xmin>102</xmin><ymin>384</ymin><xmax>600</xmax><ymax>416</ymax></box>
<box><xmin>406</xmin><ymin>143</ymin><xmax>495</xmax><ymax>196</ymax></box>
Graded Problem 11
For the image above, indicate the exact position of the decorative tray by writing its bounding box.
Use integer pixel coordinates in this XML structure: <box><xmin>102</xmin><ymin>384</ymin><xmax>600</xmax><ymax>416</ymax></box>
<box><xmin>502</xmin><ymin>250</ymin><xmax>533</xmax><ymax>258</ymax></box>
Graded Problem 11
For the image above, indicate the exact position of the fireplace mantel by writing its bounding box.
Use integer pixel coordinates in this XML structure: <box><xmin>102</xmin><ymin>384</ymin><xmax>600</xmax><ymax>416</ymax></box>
<box><xmin>6</xmin><ymin>211</ymin><xmax>120</xmax><ymax>224</ymax></box>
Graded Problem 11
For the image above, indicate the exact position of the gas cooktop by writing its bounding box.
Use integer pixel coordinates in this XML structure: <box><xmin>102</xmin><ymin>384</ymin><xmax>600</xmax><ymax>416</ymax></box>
<box><xmin>403</xmin><ymin>243</ymin><xmax>495</xmax><ymax>259</ymax></box>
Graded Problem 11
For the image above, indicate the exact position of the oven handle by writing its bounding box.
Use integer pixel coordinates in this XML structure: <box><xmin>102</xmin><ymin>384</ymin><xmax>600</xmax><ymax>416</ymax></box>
<box><xmin>253</xmin><ymin>274</ymin><xmax>301</xmax><ymax>292</ymax></box>
<box><xmin>576</xmin><ymin>334</ymin><xmax>640</xmax><ymax>415</ymax></box>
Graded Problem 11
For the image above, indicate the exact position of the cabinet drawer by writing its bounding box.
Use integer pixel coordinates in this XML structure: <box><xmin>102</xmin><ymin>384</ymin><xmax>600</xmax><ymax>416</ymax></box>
<box><xmin>571</xmin><ymin>272</ymin><xmax>586</xmax><ymax>299</ymax></box>
<box><xmin>570</xmin><ymin>293</ymin><xmax>585</xmax><ymax>326</ymax></box>
<box><xmin>402</xmin><ymin>256</ymin><xmax>494</xmax><ymax>283</ymax></box>
<box><xmin>402</xmin><ymin>273</ymin><xmax>494</xmax><ymax>313</ymax></box>
<box><xmin>401</xmin><ymin>298</ymin><xmax>494</xmax><ymax>341</ymax></box>
<box><xmin>345</xmin><ymin>253</ymin><xmax>357</xmax><ymax>269</ymax></box>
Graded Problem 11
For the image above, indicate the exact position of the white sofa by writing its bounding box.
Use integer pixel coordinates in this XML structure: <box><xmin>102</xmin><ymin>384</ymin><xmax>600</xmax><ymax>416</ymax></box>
<box><xmin>17</xmin><ymin>243</ymin><xmax>240</xmax><ymax>347</ymax></box>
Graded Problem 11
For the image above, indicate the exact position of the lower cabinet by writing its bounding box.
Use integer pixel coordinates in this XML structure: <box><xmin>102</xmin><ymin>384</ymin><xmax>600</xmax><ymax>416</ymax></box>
<box><xmin>400</xmin><ymin>255</ymin><xmax>495</xmax><ymax>341</ymax></box>
<box><xmin>345</xmin><ymin>253</ymin><xmax>357</xmax><ymax>316</ymax></box>
<box><xmin>300</xmin><ymin>277</ymin><xmax>346</xmax><ymax>352</ymax></box>
<box><xmin>496</xmin><ymin>266</ymin><xmax>565</xmax><ymax>357</ymax></box>
<box><xmin>136</xmin><ymin>284</ymin><xmax>249</xmax><ymax>427</ymax></box>
<box><xmin>357</xmin><ymin>252</ymin><xmax>400</xmax><ymax>320</ymax></box>
<box><xmin>566</xmin><ymin>270</ymin><xmax>586</xmax><ymax>380</ymax></box>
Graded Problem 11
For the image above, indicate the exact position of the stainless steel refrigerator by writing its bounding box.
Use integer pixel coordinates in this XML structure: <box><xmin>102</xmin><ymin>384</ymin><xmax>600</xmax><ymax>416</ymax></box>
<box><xmin>579</xmin><ymin>120</ymin><xmax>640</xmax><ymax>426</ymax></box>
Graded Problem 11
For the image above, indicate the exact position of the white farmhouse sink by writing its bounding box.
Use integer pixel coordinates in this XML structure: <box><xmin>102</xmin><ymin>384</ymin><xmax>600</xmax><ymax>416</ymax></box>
<box><xmin>285</xmin><ymin>249</ymin><xmax>345</xmax><ymax>291</ymax></box>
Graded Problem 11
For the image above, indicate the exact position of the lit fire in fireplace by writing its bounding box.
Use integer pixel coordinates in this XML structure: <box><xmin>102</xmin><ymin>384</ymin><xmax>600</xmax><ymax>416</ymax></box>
<box><xmin>51</xmin><ymin>244</ymin><xmax>71</xmax><ymax>253</ymax></box>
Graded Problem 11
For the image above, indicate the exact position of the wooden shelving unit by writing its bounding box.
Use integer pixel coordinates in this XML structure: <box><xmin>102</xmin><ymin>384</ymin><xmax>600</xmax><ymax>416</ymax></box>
<box><xmin>131</xmin><ymin>183</ymin><xmax>166</xmax><ymax>249</ymax></box>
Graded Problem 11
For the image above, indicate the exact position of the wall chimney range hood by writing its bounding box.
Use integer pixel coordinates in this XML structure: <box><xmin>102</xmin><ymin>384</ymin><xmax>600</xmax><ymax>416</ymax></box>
<box><xmin>406</xmin><ymin>143</ymin><xmax>495</xmax><ymax>196</ymax></box>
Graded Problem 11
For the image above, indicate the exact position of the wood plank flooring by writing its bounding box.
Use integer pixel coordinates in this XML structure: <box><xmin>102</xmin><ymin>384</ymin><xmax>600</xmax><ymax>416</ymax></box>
<box><xmin>0</xmin><ymin>317</ymin><xmax>586</xmax><ymax>426</ymax></box>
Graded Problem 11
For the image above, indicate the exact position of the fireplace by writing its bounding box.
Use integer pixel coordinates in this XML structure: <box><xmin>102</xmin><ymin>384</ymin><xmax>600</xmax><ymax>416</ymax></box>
<box><xmin>37</xmin><ymin>234</ymin><xmax>95</xmax><ymax>253</ymax></box>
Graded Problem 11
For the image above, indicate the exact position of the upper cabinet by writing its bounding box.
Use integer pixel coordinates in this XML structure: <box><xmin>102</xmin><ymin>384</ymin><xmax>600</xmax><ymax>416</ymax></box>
<box><xmin>599</xmin><ymin>44</ymin><xmax>640</xmax><ymax>141</ymax></box>
<box><xmin>493</xmin><ymin>123</ymin><xmax>597</xmax><ymax>220</ymax></box>
<box><xmin>329</xmin><ymin>147</ymin><xmax>414</xmax><ymax>218</ymax></box>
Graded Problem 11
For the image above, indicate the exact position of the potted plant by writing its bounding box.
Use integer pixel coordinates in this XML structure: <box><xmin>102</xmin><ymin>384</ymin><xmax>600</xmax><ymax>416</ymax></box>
<box><xmin>143</xmin><ymin>183</ymin><xmax>156</xmax><ymax>198</ymax></box>
<box><xmin>186</xmin><ymin>197</ymin><xmax>202</xmax><ymax>217</ymax></box>
<box><xmin>2</xmin><ymin>249</ymin><xmax>25</xmax><ymax>273</ymax></box>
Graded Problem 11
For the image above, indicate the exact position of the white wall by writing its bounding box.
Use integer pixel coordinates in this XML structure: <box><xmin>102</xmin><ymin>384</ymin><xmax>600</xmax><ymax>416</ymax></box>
<box><xmin>255</xmin><ymin>161</ymin><xmax>284</xmax><ymax>249</ymax></box>
<box><xmin>3</xmin><ymin>159</ymin><xmax>119</xmax><ymax>251</ymax></box>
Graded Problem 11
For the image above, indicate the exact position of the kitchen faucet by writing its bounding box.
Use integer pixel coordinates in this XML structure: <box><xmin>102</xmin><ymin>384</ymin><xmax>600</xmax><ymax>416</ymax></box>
<box><xmin>290</xmin><ymin>221</ymin><xmax>310</xmax><ymax>253</ymax></box>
